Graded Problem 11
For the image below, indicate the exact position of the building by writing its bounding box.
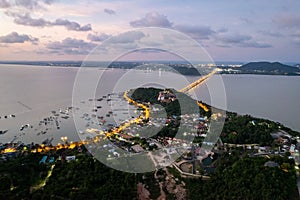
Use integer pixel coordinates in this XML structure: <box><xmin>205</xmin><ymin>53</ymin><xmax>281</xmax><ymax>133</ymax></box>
<box><xmin>131</xmin><ymin>144</ymin><xmax>144</xmax><ymax>153</ymax></box>
<box><xmin>157</xmin><ymin>90</ymin><xmax>176</xmax><ymax>103</ymax></box>
<box><xmin>65</xmin><ymin>155</ymin><xmax>76</xmax><ymax>161</ymax></box>
<box><xmin>264</xmin><ymin>161</ymin><xmax>279</xmax><ymax>168</ymax></box>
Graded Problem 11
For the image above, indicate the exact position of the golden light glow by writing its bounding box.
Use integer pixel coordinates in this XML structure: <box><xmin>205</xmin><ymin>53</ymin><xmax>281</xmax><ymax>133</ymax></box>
<box><xmin>179</xmin><ymin>69</ymin><xmax>218</xmax><ymax>93</ymax></box>
<box><xmin>197</xmin><ymin>101</ymin><xmax>209</xmax><ymax>112</ymax></box>
<box><xmin>3</xmin><ymin>148</ymin><xmax>16</xmax><ymax>153</ymax></box>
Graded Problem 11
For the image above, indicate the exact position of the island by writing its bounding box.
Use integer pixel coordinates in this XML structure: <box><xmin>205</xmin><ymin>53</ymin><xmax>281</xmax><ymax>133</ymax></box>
<box><xmin>220</xmin><ymin>61</ymin><xmax>300</xmax><ymax>76</ymax></box>
<box><xmin>1</xmin><ymin>61</ymin><xmax>299</xmax><ymax>76</ymax></box>
<box><xmin>0</xmin><ymin>87</ymin><xmax>299</xmax><ymax>199</ymax></box>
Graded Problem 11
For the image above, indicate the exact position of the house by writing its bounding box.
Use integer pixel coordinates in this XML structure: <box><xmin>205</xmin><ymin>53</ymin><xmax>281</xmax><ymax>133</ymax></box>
<box><xmin>131</xmin><ymin>144</ymin><xmax>144</xmax><ymax>153</ymax></box>
<box><xmin>157</xmin><ymin>90</ymin><xmax>176</xmax><ymax>103</ymax></box>
<box><xmin>65</xmin><ymin>155</ymin><xmax>76</xmax><ymax>161</ymax></box>
<box><xmin>39</xmin><ymin>156</ymin><xmax>48</xmax><ymax>164</ymax></box>
<box><xmin>48</xmin><ymin>157</ymin><xmax>55</xmax><ymax>163</ymax></box>
<box><xmin>290</xmin><ymin>144</ymin><xmax>296</xmax><ymax>153</ymax></box>
<box><xmin>119</xmin><ymin>133</ymin><xmax>133</xmax><ymax>140</ymax></box>
<box><xmin>264</xmin><ymin>161</ymin><xmax>279</xmax><ymax>168</ymax></box>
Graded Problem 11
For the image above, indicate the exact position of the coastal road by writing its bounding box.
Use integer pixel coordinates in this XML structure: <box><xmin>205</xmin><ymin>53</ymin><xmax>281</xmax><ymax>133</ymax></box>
<box><xmin>179</xmin><ymin>69</ymin><xmax>219</xmax><ymax>93</ymax></box>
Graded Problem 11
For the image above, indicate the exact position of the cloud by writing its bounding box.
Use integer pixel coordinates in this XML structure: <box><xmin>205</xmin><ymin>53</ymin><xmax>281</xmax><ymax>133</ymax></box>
<box><xmin>217</xmin><ymin>28</ymin><xmax>228</xmax><ymax>33</ymax></box>
<box><xmin>0</xmin><ymin>0</ymin><xmax>55</xmax><ymax>10</ymax></box>
<box><xmin>0</xmin><ymin>32</ymin><xmax>38</xmax><ymax>44</ymax></box>
<box><xmin>52</xmin><ymin>19</ymin><xmax>92</xmax><ymax>31</ymax></box>
<box><xmin>87</xmin><ymin>33</ymin><xmax>111</xmax><ymax>42</ymax></box>
<box><xmin>46</xmin><ymin>38</ymin><xmax>96</xmax><ymax>55</ymax></box>
<box><xmin>291</xmin><ymin>31</ymin><xmax>300</xmax><ymax>38</ymax></box>
<box><xmin>109</xmin><ymin>31</ymin><xmax>145</xmax><ymax>43</ymax></box>
<box><xmin>239</xmin><ymin>17</ymin><xmax>253</xmax><ymax>25</ymax></box>
<box><xmin>218</xmin><ymin>34</ymin><xmax>251</xmax><ymax>44</ymax></box>
<box><xmin>273</xmin><ymin>15</ymin><xmax>300</xmax><ymax>28</ymax></box>
<box><xmin>130</xmin><ymin>12</ymin><xmax>173</xmax><ymax>28</ymax></box>
<box><xmin>129</xmin><ymin>12</ymin><xmax>217</xmax><ymax>41</ymax></box>
<box><xmin>216</xmin><ymin>33</ymin><xmax>271</xmax><ymax>48</ymax></box>
<box><xmin>6</xmin><ymin>12</ymin><xmax>92</xmax><ymax>31</ymax></box>
<box><xmin>258</xmin><ymin>30</ymin><xmax>283</xmax><ymax>38</ymax></box>
<box><xmin>10</xmin><ymin>12</ymin><xmax>49</xmax><ymax>27</ymax></box>
<box><xmin>239</xmin><ymin>41</ymin><xmax>272</xmax><ymax>48</ymax></box>
<box><xmin>0</xmin><ymin>0</ymin><xmax>10</xmax><ymax>8</ymax></box>
<box><xmin>174</xmin><ymin>25</ymin><xmax>215</xmax><ymax>40</ymax></box>
<box><xmin>290</xmin><ymin>31</ymin><xmax>300</xmax><ymax>46</ymax></box>
<box><xmin>104</xmin><ymin>8</ymin><xmax>116</xmax><ymax>15</ymax></box>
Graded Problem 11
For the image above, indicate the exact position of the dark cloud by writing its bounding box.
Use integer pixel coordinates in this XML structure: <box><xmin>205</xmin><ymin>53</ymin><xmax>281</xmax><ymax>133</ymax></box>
<box><xmin>104</xmin><ymin>8</ymin><xmax>116</xmax><ymax>15</ymax></box>
<box><xmin>10</xmin><ymin>12</ymin><xmax>49</xmax><ymax>27</ymax></box>
<box><xmin>53</xmin><ymin>19</ymin><xmax>92</xmax><ymax>31</ymax></box>
<box><xmin>216</xmin><ymin>33</ymin><xmax>271</xmax><ymax>48</ymax></box>
<box><xmin>46</xmin><ymin>38</ymin><xmax>96</xmax><ymax>55</ymax></box>
<box><xmin>239</xmin><ymin>42</ymin><xmax>272</xmax><ymax>48</ymax></box>
<box><xmin>0</xmin><ymin>0</ymin><xmax>10</xmax><ymax>8</ymax></box>
<box><xmin>131</xmin><ymin>48</ymin><xmax>168</xmax><ymax>53</ymax></box>
<box><xmin>291</xmin><ymin>32</ymin><xmax>300</xmax><ymax>38</ymax></box>
<box><xmin>15</xmin><ymin>0</ymin><xmax>42</xmax><ymax>10</ymax></box>
<box><xmin>258</xmin><ymin>30</ymin><xmax>283</xmax><ymax>38</ymax></box>
<box><xmin>6</xmin><ymin>12</ymin><xmax>92</xmax><ymax>31</ymax></box>
<box><xmin>0</xmin><ymin>0</ymin><xmax>55</xmax><ymax>10</ymax></box>
<box><xmin>273</xmin><ymin>15</ymin><xmax>300</xmax><ymax>28</ymax></box>
<box><xmin>87</xmin><ymin>33</ymin><xmax>111</xmax><ymax>42</ymax></box>
<box><xmin>291</xmin><ymin>32</ymin><xmax>300</xmax><ymax>46</ymax></box>
<box><xmin>109</xmin><ymin>31</ymin><xmax>145</xmax><ymax>43</ymax></box>
<box><xmin>130</xmin><ymin>12</ymin><xmax>218</xmax><ymax>41</ymax></box>
<box><xmin>174</xmin><ymin>25</ymin><xmax>215</xmax><ymax>40</ymax></box>
<box><xmin>130</xmin><ymin>12</ymin><xmax>173</xmax><ymax>28</ymax></box>
<box><xmin>0</xmin><ymin>32</ymin><xmax>38</xmax><ymax>44</ymax></box>
<box><xmin>218</xmin><ymin>34</ymin><xmax>252</xmax><ymax>44</ymax></box>
<box><xmin>217</xmin><ymin>28</ymin><xmax>228</xmax><ymax>33</ymax></box>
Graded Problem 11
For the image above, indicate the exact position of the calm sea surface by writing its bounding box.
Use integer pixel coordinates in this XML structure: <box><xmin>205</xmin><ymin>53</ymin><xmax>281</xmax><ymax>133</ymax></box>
<box><xmin>0</xmin><ymin>64</ymin><xmax>299</xmax><ymax>144</ymax></box>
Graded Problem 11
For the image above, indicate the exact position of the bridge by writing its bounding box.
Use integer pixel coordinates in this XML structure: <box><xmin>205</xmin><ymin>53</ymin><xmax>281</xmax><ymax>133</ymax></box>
<box><xmin>2</xmin><ymin>68</ymin><xmax>218</xmax><ymax>154</ymax></box>
<box><xmin>179</xmin><ymin>68</ymin><xmax>218</xmax><ymax>93</ymax></box>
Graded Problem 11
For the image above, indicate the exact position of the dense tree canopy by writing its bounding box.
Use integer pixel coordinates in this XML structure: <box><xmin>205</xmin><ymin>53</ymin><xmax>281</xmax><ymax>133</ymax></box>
<box><xmin>186</xmin><ymin>155</ymin><xmax>298</xmax><ymax>200</ymax></box>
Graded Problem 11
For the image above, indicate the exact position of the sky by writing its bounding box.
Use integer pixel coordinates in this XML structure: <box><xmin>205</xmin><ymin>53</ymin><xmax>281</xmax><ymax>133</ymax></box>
<box><xmin>0</xmin><ymin>0</ymin><xmax>299</xmax><ymax>62</ymax></box>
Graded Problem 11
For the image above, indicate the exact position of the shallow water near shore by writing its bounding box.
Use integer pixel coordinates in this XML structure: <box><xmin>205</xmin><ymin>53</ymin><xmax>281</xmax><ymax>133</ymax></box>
<box><xmin>0</xmin><ymin>64</ymin><xmax>299</xmax><ymax>145</ymax></box>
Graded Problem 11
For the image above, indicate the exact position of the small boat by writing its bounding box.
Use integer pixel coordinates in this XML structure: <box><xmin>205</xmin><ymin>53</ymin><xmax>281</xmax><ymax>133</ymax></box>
<box><xmin>0</xmin><ymin>129</ymin><xmax>8</xmax><ymax>134</ymax></box>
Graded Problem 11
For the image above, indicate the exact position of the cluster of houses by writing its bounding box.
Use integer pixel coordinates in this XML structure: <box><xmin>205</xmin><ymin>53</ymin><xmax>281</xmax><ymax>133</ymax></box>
<box><xmin>157</xmin><ymin>90</ymin><xmax>177</xmax><ymax>103</ymax></box>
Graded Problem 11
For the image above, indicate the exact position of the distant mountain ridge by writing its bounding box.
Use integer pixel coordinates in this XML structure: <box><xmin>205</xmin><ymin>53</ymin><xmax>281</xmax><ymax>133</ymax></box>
<box><xmin>240</xmin><ymin>62</ymin><xmax>300</xmax><ymax>73</ymax></box>
<box><xmin>219</xmin><ymin>61</ymin><xmax>300</xmax><ymax>75</ymax></box>
<box><xmin>1</xmin><ymin>60</ymin><xmax>300</xmax><ymax>76</ymax></box>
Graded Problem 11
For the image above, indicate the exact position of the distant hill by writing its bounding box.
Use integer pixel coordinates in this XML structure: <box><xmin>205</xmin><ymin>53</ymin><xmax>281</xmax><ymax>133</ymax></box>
<box><xmin>240</xmin><ymin>62</ymin><xmax>300</xmax><ymax>73</ymax></box>
<box><xmin>220</xmin><ymin>61</ymin><xmax>300</xmax><ymax>75</ymax></box>
<box><xmin>1</xmin><ymin>60</ymin><xmax>300</xmax><ymax>76</ymax></box>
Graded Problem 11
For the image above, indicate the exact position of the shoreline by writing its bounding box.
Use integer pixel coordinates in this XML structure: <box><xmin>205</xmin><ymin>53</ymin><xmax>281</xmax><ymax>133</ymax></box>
<box><xmin>1</xmin><ymin>63</ymin><xmax>300</xmax><ymax>76</ymax></box>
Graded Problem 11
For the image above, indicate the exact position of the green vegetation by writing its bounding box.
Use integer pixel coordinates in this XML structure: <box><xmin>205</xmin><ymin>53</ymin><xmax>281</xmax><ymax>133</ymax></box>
<box><xmin>138</xmin><ymin>172</ymin><xmax>161</xmax><ymax>199</ymax></box>
<box><xmin>1</xmin><ymin>149</ymin><xmax>298</xmax><ymax>199</ymax></box>
<box><xmin>34</xmin><ymin>154</ymin><xmax>137</xmax><ymax>200</ymax></box>
<box><xmin>240</xmin><ymin>62</ymin><xmax>300</xmax><ymax>74</ymax></box>
<box><xmin>0</xmin><ymin>153</ymin><xmax>48</xmax><ymax>199</ymax></box>
<box><xmin>1</xmin><ymin>87</ymin><xmax>299</xmax><ymax>199</ymax></box>
<box><xmin>221</xmin><ymin>113</ymin><xmax>300</xmax><ymax>145</ymax></box>
<box><xmin>186</xmin><ymin>155</ymin><xmax>298</xmax><ymax>200</ymax></box>
<box><xmin>132</xmin><ymin>87</ymin><xmax>300</xmax><ymax>144</ymax></box>
<box><xmin>222</xmin><ymin>113</ymin><xmax>275</xmax><ymax>145</ymax></box>
<box><xmin>0</xmin><ymin>149</ymin><xmax>138</xmax><ymax>199</ymax></box>
<box><xmin>220</xmin><ymin>61</ymin><xmax>300</xmax><ymax>75</ymax></box>
<box><xmin>131</xmin><ymin>87</ymin><xmax>209</xmax><ymax>117</ymax></box>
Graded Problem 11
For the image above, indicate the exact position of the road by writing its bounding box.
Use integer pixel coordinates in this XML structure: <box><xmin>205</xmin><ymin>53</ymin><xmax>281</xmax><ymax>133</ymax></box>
<box><xmin>1</xmin><ymin>68</ymin><xmax>217</xmax><ymax>154</ymax></box>
<box><xmin>179</xmin><ymin>69</ymin><xmax>218</xmax><ymax>93</ymax></box>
